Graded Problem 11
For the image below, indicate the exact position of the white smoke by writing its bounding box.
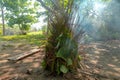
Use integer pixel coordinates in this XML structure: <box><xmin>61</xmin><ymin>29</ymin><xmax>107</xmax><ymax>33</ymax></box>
<box><xmin>71</xmin><ymin>0</ymin><xmax>120</xmax><ymax>42</ymax></box>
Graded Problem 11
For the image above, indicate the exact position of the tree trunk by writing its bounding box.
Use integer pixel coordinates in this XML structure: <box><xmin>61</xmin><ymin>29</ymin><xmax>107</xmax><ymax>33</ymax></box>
<box><xmin>1</xmin><ymin>7</ymin><xmax>5</xmax><ymax>36</ymax></box>
<box><xmin>18</xmin><ymin>24</ymin><xmax>26</xmax><ymax>35</ymax></box>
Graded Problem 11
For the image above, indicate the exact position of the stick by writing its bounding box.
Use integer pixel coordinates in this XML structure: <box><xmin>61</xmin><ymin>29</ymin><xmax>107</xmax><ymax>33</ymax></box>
<box><xmin>7</xmin><ymin>49</ymin><xmax>43</xmax><ymax>62</ymax></box>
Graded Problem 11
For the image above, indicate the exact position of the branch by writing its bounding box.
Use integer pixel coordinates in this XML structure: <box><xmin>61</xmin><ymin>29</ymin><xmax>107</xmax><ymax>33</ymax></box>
<box><xmin>37</xmin><ymin>0</ymin><xmax>53</xmax><ymax>13</ymax></box>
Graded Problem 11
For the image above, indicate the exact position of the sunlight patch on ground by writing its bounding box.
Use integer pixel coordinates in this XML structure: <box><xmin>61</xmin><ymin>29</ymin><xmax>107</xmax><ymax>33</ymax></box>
<box><xmin>0</xmin><ymin>54</ymin><xmax>10</xmax><ymax>58</ymax></box>
<box><xmin>32</xmin><ymin>62</ymin><xmax>40</xmax><ymax>68</ymax></box>
<box><xmin>0</xmin><ymin>60</ymin><xmax>8</xmax><ymax>64</ymax></box>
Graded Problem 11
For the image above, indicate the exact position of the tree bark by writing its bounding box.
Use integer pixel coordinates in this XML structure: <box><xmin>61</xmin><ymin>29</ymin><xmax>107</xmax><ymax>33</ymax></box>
<box><xmin>1</xmin><ymin>7</ymin><xmax>5</xmax><ymax>36</ymax></box>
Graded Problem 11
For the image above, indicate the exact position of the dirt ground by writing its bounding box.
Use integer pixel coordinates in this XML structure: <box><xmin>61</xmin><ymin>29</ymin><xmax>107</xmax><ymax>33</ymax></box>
<box><xmin>0</xmin><ymin>40</ymin><xmax>120</xmax><ymax>80</ymax></box>
<box><xmin>82</xmin><ymin>40</ymin><xmax>120</xmax><ymax>80</ymax></box>
<box><xmin>0</xmin><ymin>41</ymin><xmax>45</xmax><ymax>80</ymax></box>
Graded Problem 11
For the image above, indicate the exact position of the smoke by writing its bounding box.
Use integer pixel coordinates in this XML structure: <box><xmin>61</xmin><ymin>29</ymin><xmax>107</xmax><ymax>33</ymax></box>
<box><xmin>71</xmin><ymin>0</ymin><xmax>120</xmax><ymax>43</ymax></box>
<box><xmin>103</xmin><ymin>0</ymin><xmax>120</xmax><ymax>32</ymax></box>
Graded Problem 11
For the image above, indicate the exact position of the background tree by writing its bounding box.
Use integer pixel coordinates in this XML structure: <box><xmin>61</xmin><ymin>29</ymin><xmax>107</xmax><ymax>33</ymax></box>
<box><xmin>0</xmin><ymin>0</ymin><xmax>5</xmax><ymax>35</ymax></box>
<box><xmin>3</xmin><ymin>0</ymin><xmax>40</xmax><ymax>34</ymax></box>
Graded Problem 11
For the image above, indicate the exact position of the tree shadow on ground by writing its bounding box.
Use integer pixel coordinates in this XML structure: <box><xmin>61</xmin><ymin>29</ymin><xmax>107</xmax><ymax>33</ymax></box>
<box><xmin>83</xmin><ymin>40</ymin><xmax>120</xmax><ymax>80</ymax></box>
<box><xmin>0</xmin><ymin>43</ymin><xmax>67</xmax><ymax>80</ymax></box>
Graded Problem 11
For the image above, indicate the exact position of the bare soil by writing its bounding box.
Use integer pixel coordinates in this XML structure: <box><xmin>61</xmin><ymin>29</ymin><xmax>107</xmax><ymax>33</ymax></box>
<box><xmin>81</xmin><ymin>40</ymin><xmax>120</xmax><ymax>80</ymax></box>
<box><xmin>0</xmin><ymin>40</ymin><xmax>120</xmax><ymax>80</ymax></box>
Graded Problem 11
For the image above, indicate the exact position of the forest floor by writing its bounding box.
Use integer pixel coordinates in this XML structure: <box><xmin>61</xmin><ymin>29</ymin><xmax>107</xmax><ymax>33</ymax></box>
<box><xmin>0</xmin><ymin>39</ymin><xmax>120</xmax><ymax>80</ymax></box>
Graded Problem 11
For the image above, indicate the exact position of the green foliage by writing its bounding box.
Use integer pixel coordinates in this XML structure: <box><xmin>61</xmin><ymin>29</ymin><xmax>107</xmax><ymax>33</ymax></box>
<box><xmin>44</xmin><ymin>32</ymin><xmax>80</xmax><ymax>74</ymax></box>
<box><xmin>41</xmin><ymin>60</ymin><xmax>47</xmax><ymax>69</ymax></box>
<box><xmin>60</xmin><ymin>65</ymin><xmax>68</xmax><ymax>74</ymax></box>
<box><xmin>0</xmin><ymin>0</ymin><xmax>40</xmax><ymax>34</ymax></box>
<box><xmin>67</xmin><ymin>58</ymin><xmax>73</xmax><ymax>66</ymax></box>
<box><xmin>54</xmin><ymin>33</ymin><xmax>79</xmax><ymax>74</ymax></box>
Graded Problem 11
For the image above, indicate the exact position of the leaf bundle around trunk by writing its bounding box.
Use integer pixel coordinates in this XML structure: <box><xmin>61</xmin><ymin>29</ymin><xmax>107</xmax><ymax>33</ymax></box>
<box><xmin>38</xmin><ymin>0</ymin><xmax>84</xmax><ymax>75</ymax></box>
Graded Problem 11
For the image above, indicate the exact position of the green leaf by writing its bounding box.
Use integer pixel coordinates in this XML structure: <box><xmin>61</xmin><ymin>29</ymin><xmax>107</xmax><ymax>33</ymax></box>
<box><xmin>56</xmin><ymin>48</ymin><xmax>66</xmax><ymax>60</ymax></box>
<box><xmin>56</xmin><ymin>41</ymin><xmax>60</xmax><ymax>48</ymax></box>
<box><xmin>67</xmin><ymin>58</ymin><xmax>72</xmax><ymax>66</ymax></box>
<box><xmin>41</xmin><ymin>60</ymin><xmax>46</xmax><ymax>69</ymax></box>
<box><xmin>78</xmin><ymin>55</ymin><xmax>82</xmax><ymax>61</ymax></box>
<box><xmin>60</xmin><ymin>65</ymin><xmax>68</xmax><ymax>74</ymax></box>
